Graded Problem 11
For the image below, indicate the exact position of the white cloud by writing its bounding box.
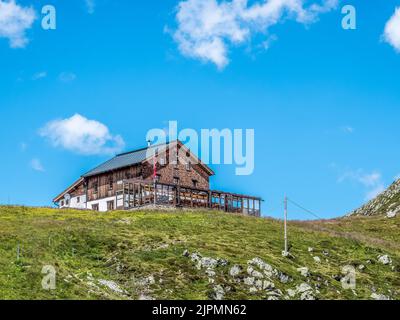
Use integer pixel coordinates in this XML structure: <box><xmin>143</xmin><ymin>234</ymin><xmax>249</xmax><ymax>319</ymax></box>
<box><xmin>383</xmin><ymin>7</ymin><xmax>400</xmax><ymax>52</ymax></box>
<box><xmin>365</xmin><ymin>185</ymin><xmax>385</xmax><ymax>201</ymax></box>
<box><xmin>59</xmin><ymin>72</ymin><xmax>77</xmax><ymax>83</ymax></box>
<box><xmin>0</xmin><ymin>0</ymin><xmax>36</xmax><ymax>48</ymax></box>
<box><xmin>171</xmin><ymin>0</ymin><xmax>338</xmax><ymax>69</ymax></box>
<box><xmin>32</xmin><ymin>71</ymin><xmax>47</xmax><ymax>80</ymax></box>
<box><xmin>341</xmin><ymin>126</ymin><xmax>354</xmax><ymax>134</ymax></box>
<box><xmin>85</xmin><ymin>0</ymin><xmax>95</xmax><ymax>14</ymax></box>
<box><xmin>338</xmin><ymin>169</ymin><xmax>385</xmax><ymax>201</ymax></box>
<box><xmin>30</xmin><ymin>158</ymin><xmax>45</xmax><ymax>172</ymax></box>
<box><xmin>39</xmin><ymin>114</ymin><xmax>125</xmax><ymax>155</ymax></box>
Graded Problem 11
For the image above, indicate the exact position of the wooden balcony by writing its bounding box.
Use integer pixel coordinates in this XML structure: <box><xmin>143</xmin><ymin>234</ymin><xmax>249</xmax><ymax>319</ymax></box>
<box><xmin>116</xmin><ymin>181</ymin><xmax>262</xmax><ymax>216</ymax></box>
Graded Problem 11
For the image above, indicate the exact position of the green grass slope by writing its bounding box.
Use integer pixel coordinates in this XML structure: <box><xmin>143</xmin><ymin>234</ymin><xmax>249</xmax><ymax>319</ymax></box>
<box><xmin>0</xmin><ymin>206</ymin><xmax>399</xmax><ymax>300</ymax></box>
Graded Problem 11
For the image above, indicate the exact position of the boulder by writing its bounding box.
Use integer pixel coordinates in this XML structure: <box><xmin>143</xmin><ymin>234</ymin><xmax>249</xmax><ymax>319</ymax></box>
<box><xmin>378</xmin><ymin>255</ymin><xmax>392</xmax><ymax>265</ymax></box>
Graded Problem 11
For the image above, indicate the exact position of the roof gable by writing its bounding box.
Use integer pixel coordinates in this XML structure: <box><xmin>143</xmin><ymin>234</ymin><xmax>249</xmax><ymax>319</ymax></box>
<box><xmin>82</xmin><ymin>140</ymin><xmax>214</xmax><ymax>178</ymax></box>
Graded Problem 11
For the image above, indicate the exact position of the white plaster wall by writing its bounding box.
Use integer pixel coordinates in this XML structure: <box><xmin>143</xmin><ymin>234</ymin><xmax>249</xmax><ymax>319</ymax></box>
<box><xmin>87</xmin><ymin>196</ymin><xmax>116</xmax><ymax>212</ymax></box>
<box><xmin>59</xmin><ymin>195</ymin><xmax>87</xmax><ymax>210</ymax></box>
<box><xmin>70</xmin><ymin>195</ymin><xmax>87</xmax><ymax>209</ymax></box>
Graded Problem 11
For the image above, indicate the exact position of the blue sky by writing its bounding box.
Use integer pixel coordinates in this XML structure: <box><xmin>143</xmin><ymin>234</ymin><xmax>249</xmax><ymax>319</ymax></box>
<box><xmin>1</xmin><ymin>0</ymin><xmax>400</xmax><ymax>220</ymax></box>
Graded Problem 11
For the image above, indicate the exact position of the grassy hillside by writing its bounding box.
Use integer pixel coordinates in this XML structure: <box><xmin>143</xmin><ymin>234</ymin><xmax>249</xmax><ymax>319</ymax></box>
<box><xmin>0</xmin><ymin>206</ymin><xmax>399</xmax><ymax>300</ymax></box>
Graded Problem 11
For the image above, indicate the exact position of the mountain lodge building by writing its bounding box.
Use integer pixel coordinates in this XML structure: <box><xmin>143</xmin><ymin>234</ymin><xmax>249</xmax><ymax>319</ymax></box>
<box><xmin>53</xmin><ymin>140</ymin><xmax>261</xmax><ymax>216</ymax></box>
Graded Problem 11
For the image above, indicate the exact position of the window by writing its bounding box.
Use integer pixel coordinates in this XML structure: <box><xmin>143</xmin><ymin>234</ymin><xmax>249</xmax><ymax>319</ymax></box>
<box><xmin>155</xmin><ymin>174</ymin><xmax>161</xmax><ymax>182</ymax></box>
<box><xmin>107</xmin><ymin>201</ymin><xmax>114</xmax><ymax>211</ymax></box>
<box><xmin>92</xmin><ymin>204</ymin><xmax>99</xmax><ymax>211</ymax></box>
<box><xmin>66</xmin><ymin>199</ymin><xmax>69</xmax><ymax>206</ymax></box>
<box><xmin>173</xmin><ymin>177</ymin><xmax>180</xmax><ymax>185</ymax></box>
<box><xmin>93</xmin><ymin>181</ymin><xmax>98</xmax><ymax>194</ymax></box>
<box><xmin>77</xmin><ymin>197</ymin><xmax>80</xmax><ymax>203</ymax></box>
<box><xmin>60</xmin><ymin>200</ymin><xmax>64</xmax><ymax>206</ymax></box>
<box><xmin>108</xmin><ymin>176</ymin><xmax>113</xmax><ymax>190</ymax></box>
<box><xmin>159</xmin><ymin>157</ymin><xmax>166</xmax><ymax>166</ymax></box>
<box><xmin>186</xmin><ymin>161</ymin><xmax>192</xmax><ymax>171</ymax></box>
<box><xmin>192</xmin><ymin>180</ymin><xmax>198</xmax><ymax>188</ymax></box>
<box><xmin>173</xmin><ymin>157</ymin><xmax>179</xmax><ymax>169</ymax></box>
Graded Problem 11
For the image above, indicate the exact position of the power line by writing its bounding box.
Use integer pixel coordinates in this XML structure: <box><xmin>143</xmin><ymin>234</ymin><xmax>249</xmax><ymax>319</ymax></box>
<box><xmin>287</xmin><ymin>197</ymin><xmax>323</xmax><ymax>220</ymax></box>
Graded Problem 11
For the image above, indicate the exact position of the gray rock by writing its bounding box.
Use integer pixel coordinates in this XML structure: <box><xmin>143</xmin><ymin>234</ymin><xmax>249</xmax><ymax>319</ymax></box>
<box><xmin>249</xmin><ymin>287</ymin><xmax>258</xmax><ymax>294</ymax></box>
<box><xmin>387</xmin><ymin>210</ymin><xmax>397</xmax><ymax>218</ymax></box>
<box><xmin>139</xmin><ymin>293</ymin><xmax>154</xmax><ymax>300</ymax></box>
<box><xmin>297</xmin><ymin>267</ymin><xmax>310</xmax><ymax>277</ymax></box>
<box><xmin>212</xmin><ymin>285</ymin><xmax>225</xmax><ymax>300</ymax></box>
<box><xmin>98</xmin><ymin>279</ymin><xmax>127</xmax><ymax>295</ymax></box>
<box><xmin>279</xmin><ymin>273</ymin><xmax>290</xmax><ymax>284</ymax></box>
<box><xmin>206</xmin><ymin>269</ymin><xmax>216</xmax><ymax>278</ymax></box>
<box><xmin>255</xmin><ymin>280</ymin><xmax>263</xmax><ymax>290</ymax></box>
<box><xmin>247</xmin><ymin>266</ymin><xmax>264</xmax><ymax>279</ymax></box>
<box><xmin>201</xmin><ymin>257</ymin><xmax>219</xmax><ymax>269</ymax></box>
<box><xmin>313</xmin><ymin>256</ymin><xmax>321</xmax><ymax>263</ymax></box>
<box><xmin>244</xmin><ymin>277</ymin><xmax>255</xmax><ymax>286</ymax></box>
<box><xmin>217</xmin><ymin>258</ymin><xmax>229</xmax><ymax>267</ymax></box>
<box><xmin>229</xmin><ymin>265</ymin><xmax>242</xmax><ymax>277</ymax></box>
<box><xmin>287</xmin><ymin>289</ymin><xmax>296</xmax><ymax>297</ymax></box>
<box><xmin>247</xmin><ymin>257</ymin><xmax>276</xmax><ymax>279</ymax></box>
<box><xmin>371</xmin><ymin>293</ymin><xmax>390</xmax><ymax>301</ymax></box>
<box><xmin>301</xmin><ymin>291</ymin><xmax>315</xmax><ymax>301</ymax></box>
<box><xmin>378</xmin><ymin>255</ymin><xmax>392</xmax><ymax>265</ymax></box>
<box><xmin>297</xmin><ymin>283</ymin><xmax>313</xmax><ymax>294</ymax></box>
<box><xmin>263</xmin><ymin>281</ymin><xmax>275</xmax><ymax>290</ymax></box>
<box><xmin>287</xmin><ymin>283</ymin><xmax>315</xmax><ymax>300</ymax></box>
<box><xmin>190</xmin><ymin>252</ymin><xmax>202</xmax><ymax>263</ymax></box>
<box><xmin>267</xmin><ymin>289</ymin><xmax>282</xmax><ymax>297</ymax></box>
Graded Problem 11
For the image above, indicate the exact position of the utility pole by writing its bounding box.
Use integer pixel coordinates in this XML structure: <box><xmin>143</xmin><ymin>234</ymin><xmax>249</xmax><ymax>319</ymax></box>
<box><xmin>283</xmin><ymin>195</ymin><xmax>289</xmax><ymax>257</ymax></box>
<box><xmin>152</xmin><ymin>143</ymin><xmax>157</xmax><ymax>206</ymax></box>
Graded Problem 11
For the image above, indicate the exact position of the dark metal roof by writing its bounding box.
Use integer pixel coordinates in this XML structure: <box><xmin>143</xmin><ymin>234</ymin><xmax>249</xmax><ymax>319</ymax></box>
<box><xmin>82</xmin><ymin>144</ymin><xmax>166</xmax><ymax>178</ymax></box>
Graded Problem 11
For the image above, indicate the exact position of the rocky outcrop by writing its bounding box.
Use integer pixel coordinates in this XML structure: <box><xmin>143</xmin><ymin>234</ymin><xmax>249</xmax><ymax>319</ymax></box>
<box><xmin>349</xmin><ymin>179</ymin><xmax>400</xmax><ymax>217</ymax></box>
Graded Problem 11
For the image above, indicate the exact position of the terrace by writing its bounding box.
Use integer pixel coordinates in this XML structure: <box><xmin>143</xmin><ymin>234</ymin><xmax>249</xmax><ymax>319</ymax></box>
<box><xmin>115</xmin><ymin>181</ymin><xmax>262</xmax><ymax>217</ymax></box>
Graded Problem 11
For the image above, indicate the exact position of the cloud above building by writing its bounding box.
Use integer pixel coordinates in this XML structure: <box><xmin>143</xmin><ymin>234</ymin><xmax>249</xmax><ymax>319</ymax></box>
<box><xmin>0</xmin><ymin>0</ymin><xmax>36</xmax><ymax>48</ymax></box>
<box><xmin>39</xmin><ymin>114</ymin><xmax>125</xmax><ymax>156</ymax></box>
<box><xmin>383</xmin><ymin>7</ymin><xmax>400</xmax><ymax>52</ymax></box>
<box><xmin>171</xmin><ymin>0</ymin><xmax>338</xmax><ymax>69</ymax></box>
